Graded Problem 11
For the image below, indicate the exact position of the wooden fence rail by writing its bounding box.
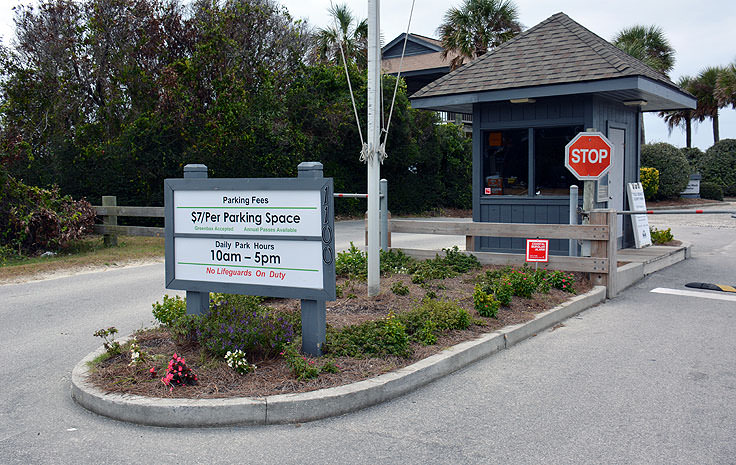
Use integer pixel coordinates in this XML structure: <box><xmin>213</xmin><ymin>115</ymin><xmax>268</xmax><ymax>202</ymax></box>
<box><xmin>93</xmin><ymin>196</ymin><xmax>164</xmax><ymax>243</ymax></box>
<box><xmin>92</xmin><ymin>196</ymin><xmax>617</xmax><ymax>297</ymax></box>
<box><xmin>389</xmin><ymin>210</ymin><xmax>617</xmax><ymax>298</ymax></box>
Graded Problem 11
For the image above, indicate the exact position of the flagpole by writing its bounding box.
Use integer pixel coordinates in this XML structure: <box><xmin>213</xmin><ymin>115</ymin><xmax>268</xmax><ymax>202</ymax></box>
<box><xmin>366</xmin><ymin>0</ymin><xmax>381</xmax><ymax>296</ymax></box>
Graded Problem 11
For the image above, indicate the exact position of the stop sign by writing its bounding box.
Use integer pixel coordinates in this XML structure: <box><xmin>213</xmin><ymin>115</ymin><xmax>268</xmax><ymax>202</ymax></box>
<box><xmin>564</xmin><ymin>132</ymin><xmax>613</xmax><ymax>180</ymax></box>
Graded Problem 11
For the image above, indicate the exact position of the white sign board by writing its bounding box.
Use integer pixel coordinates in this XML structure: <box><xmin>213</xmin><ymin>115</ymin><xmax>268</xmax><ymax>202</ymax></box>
<box><xmin>174</xmin><ymin>190</ymin><xmax>321</xmax><ymax>236</ymax></box>
<box><xmin>174</xmin><ymin>237</ymin><xmax>324</xmax><ymax>289</ymax></box>
<box><xmin>164</xmin><ymin>177</ymin><xmax>336</xmax><ymax>301</ymax></box>
<box><xmin>626</xmin><ymin>183</ymin><xmax>652</xmax><ymax>248</ymax></box>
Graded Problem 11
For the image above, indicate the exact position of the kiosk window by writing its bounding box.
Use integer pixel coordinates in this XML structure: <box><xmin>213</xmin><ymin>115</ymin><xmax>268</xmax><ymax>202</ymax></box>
<box><xmin>534</xmin><ymin>125</ymin><xmax>583</xmax><ymax>196</ymax></box>
<box><xmin>481</xmin><ymin>129</ymin><xmax>528</xmax><ymax>196</ymax></box>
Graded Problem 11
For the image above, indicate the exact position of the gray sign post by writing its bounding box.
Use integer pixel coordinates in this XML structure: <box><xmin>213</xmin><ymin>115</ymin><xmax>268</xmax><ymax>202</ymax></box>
<box><xmin>165</xmin><ymin>163</ymin><xmax>336</xmax><ymax>356</ymax></box>
<box><xmin>183</xmin><ymin>164</ymin><xmax>210</xmax><ymax>315</ymax></box>
<box><xmin>298</xmin><ymin>162</ymin><xmax>329</xmax><ymax>356</ymax></box>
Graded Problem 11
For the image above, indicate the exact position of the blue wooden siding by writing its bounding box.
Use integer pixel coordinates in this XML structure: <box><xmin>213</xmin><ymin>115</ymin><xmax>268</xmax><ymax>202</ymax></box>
<box><xmin>472</xmin><ymin>95</ymin><xmax>639</xmax><ymax>254</ymax></box>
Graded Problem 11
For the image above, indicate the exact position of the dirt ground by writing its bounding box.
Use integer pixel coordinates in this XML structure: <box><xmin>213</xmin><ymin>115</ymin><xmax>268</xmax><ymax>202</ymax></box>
<box><xmin>88</xmin><ymin>267</ymin><xmax>592</xmax><ymax>399</ymax></box>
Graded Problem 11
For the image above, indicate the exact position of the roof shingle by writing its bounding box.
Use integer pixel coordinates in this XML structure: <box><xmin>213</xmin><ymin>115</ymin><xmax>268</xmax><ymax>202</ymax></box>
<box><xmin>411</xmin><ymin>12</ymin><xmax>677</xmax><ymax>99</ymax></box>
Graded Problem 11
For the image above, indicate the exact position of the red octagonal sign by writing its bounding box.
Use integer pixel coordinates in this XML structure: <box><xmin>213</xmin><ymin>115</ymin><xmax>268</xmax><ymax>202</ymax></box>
<box><xmin>564</xmin><ymin>132</ymin><xmax>613</xmax><ymax>180</ymax></box>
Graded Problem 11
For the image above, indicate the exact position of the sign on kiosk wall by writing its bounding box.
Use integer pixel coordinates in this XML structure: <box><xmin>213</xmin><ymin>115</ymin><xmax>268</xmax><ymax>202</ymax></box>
<box><xmin>164</xmin><ymin>177</ymin><xmax>336</xmax><ymax>301</ymax></box>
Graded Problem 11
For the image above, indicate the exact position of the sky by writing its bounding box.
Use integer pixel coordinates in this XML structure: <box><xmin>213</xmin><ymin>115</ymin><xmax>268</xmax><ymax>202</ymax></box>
<box><xmin>1</xmin><ymin>0</ymin><xmax>734</xmax><ymax>151</ymax></box>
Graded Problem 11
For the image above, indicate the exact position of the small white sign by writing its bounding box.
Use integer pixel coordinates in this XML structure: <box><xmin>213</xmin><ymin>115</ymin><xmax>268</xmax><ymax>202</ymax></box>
<box><xmin>173</xmin><ymin>190</ymin><xmax>321</xmax><ymax>237</ymax></box>
<box><xmin>681</xmin><ymin>178</ymin><xmax>700</xmax><ymax>196</ymax></box>
<box><xmin>626</xmin><ymin>183</ymin><xmax>652</xmax><ymax>248</ymax></box>
<box><xmin>174</xmin><ymin>237</ymin><xmax>324</xmax><ymax>289</ymax></box>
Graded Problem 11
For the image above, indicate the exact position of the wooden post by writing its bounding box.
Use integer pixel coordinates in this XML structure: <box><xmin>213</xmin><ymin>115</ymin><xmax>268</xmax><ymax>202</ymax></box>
<box><xmin>589</xmin><ymin>209</ymin><xmax>617</xmax><ymax>298</ymax></box>
<box><xmin>580</xmin><ymin>181</ymin><xmax>594</xmax><ymax>256</ymax></box>
<box><xmin>465</xmin><ymin>235</ymin><xmax>474</xmax><ymax>251</ymax></box>
<box><xmin>102</xmin><ymin>196</ymin><xmax>118</xmax><ymax>247</ymax></box>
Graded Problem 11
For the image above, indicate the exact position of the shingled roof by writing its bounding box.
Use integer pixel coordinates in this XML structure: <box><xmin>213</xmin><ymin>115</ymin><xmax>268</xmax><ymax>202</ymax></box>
<box><xmin>410</xmin><ymin>12</ymin><xmax>695</xmax><ymax>113</ymax></box>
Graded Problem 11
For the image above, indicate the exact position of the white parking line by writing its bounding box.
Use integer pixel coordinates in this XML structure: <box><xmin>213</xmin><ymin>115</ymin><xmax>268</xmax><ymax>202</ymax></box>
<box><xmin>651</xmin><ymin>287</ymin><xmax>736</xmax><ymax>302</ymax></box>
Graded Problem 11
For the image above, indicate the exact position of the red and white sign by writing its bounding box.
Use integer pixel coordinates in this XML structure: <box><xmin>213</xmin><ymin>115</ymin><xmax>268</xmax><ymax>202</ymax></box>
<box><xmin>526</xmin><ymin>239</ymin><xmax>549</xmax><ymax>262</ymax></box>
<box><xmin>564</xmin><ymin>132</ymin><xmax>613</xmax><ymax>180</ymax></box>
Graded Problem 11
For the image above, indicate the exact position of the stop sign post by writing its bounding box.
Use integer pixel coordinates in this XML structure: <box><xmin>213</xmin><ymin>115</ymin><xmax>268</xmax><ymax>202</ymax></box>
<box><xmin>564</xmin><ymin>131</ymin><xmax>613</xmax><ymax>258</ymax></box>
<box><xmin>564</xmin><ymin>132</ymin><xmax>613</xmax><ymax>180</ymax></box>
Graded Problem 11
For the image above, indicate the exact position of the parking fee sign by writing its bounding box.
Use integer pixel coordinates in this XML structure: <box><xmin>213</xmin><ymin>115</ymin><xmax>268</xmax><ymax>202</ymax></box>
<box><xmin>564</xmin><ymin>132</ymin><xmax>613</xmax><ymax>180</ymax></box>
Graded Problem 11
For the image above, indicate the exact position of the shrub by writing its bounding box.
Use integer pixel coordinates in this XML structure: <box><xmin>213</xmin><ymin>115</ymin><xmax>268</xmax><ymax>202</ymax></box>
<box><xmin>194</xmin><ymin>295</ymin><xmax>294</xmax><ymax>357</ymax></box>
<box><xmin>493</xmin><ymin>278</ymin><xmax>514</xmax><ymax>306</ymax></box>
<box><xmin>152</xmin><ymin>295</ymin><xmax>186</xmax><ymax>327</ymax></box>
<box><xmin>640</xmin><ymin>143</ymin><xmax>690</xmax><ymax>198</ymax></box>
<box><xmin>699</xmin><ymin>139</ymin><xmax>736</xmax><ymax>196</ymax></box>
<box><xmin>681</xmin><ymin>147</ymin><xmax>704</xmax><ymax>170</ymax></box>
<box><xmin>390</xmin><ymin>281</ymin><xmax>410</xmax><ymax>296</ymax></box>
<box><xmin>700</xmin><ymin>181</ymin><xmax>723</xmax><ymax>201</ymax></box>
<box><xmin>640</xmin><ymin>167</ymin><xmax>660</xmax><ymax>200</ymax></box>
<box><xmin>473</xmin><ymin>285</ymin><xmax>500</xmax><ymax>318</ymax></box>
<box><xmin>380</xmin><ymin>249</ymin><xmax>414</xmax><ymax>274</ymax></box>
<box><xmin>410</xmin><ymin>260</ymin><xmax>455</xmax><ymax>284</ymax></box>
<box><xmin>547</xmin><ymin>270</ymin><xmax>576</xmax><ymax>293</ymax></box>
<box><xmin>225</xmin><ymin>349</ymin><xmax>256</xmax><ymax>375</ymax></box>
<box><xmin>441</xmin><ymin>246</ymin><xmax>481</xmax><ymax>273</ymax></box>
<box><xmin>160</xmin><ymin>353</ymin><xmax>198</xmax><ymax>391</ymax></box>
<box><xmin>408</xmin><ymin>246</ymin><xmax>480</xmax><ymax>284</ymax></box>
<box><xmin>93</xmin><ymin>327</ymin><xmax>121</xmax><ymax>356</ymax></box>
<box><xmin>650</xmin><ymin>227</ymin><xmax>674</xmax><ymax>244</ymax></box>
<box><xmin>507</xmin><ymin>269</ymin><xmax>538</xmax><ymax>298</ymax></box>
<box><xmin>399</xmin><ymin>299</ymin><xmax>472</xmax><ymax>336</ymax></box>
<box><xmin>280</xmin><ymin>342</ymin><xmax>320</xmax><ymax>380</ymax></box>
<box><xmin>326</xmin><ymin>312</ymin><xmax>411</xmax><ymax>358</ymax></box>
<box><xmin>0</xmin><ymin>166</ymin><xmax>96</xmax><ymax>255</ymax></box>
<box><xmin>335</xmin><ymin>242</ymin><xmax>367</xmax><ymax>279</ymax></box>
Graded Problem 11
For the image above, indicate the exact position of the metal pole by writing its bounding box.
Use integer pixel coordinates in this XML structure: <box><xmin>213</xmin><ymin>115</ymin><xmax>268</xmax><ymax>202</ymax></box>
<box><xmin>366</xmin><ymin>0</ymin><xmax>381</xmax><ymax>296</ymax></box>
<box><xmin>581</xmin><ymin>181</ymin><xmax>594</xmax><ymax>256</ymax></box>
<box><xmin>568</xmin><ymin>185</ymin><xmax>578</xmax><ymax>257</ymax></box>
<box><xmin>380</xmin><ymin>179</ymin><xmax>388</xmax><ymax>251</ymax></box>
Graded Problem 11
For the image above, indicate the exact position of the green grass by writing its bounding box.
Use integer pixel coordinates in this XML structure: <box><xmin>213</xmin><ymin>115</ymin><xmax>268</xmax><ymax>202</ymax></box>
<box><xmin>0</xmin><ymin>235</ymin><xmax>164</xmax><ymax>281</ymax></box>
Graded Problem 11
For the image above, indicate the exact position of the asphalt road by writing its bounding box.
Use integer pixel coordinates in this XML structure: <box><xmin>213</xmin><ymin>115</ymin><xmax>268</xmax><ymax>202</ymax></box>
<box><xmin>0</xmin><ymin>205</ymin><xmax>734</xmax><ymax>464</ymax></box>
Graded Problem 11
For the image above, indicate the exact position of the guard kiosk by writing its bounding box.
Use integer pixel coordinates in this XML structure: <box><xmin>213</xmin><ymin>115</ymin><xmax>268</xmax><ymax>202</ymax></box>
<box><xmin>410</xmin><ymin>12</ymin><xmax>696</xmax><ymax>254</ymax></box>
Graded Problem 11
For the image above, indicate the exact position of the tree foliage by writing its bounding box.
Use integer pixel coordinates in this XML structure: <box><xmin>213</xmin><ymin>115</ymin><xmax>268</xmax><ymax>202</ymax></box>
<box><xmin>612</xmin><ymin>25</ymin><xmax>675</xmax><ymax>76</ymax></box>
<box><xmin>437</xmin><ymin>0</ymin><xmax>522</xmax><ymax>70</ymax></box>
<box><xmin>0</xmin><ymin>0</ymin><xmax>472</xmax><ymax>217</ymax></box>
<box><xmin>311</xmin><ymin>3</ymin><xmax>367</xmax><ymax>70</ymax></box>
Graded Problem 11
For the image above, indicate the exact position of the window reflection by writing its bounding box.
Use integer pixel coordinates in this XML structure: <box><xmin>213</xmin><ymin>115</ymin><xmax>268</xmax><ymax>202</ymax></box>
<box><xmin>481</xmin><ymin>129</ymin><xmax>528</xmax><ymax>196</ymax></box>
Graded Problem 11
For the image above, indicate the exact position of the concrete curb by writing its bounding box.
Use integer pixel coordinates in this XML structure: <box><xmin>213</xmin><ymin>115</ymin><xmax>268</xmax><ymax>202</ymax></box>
<box><xmin>72</xmin><ymin>286</ymin><xmax>607</xmax><ymax>427</ymax></box>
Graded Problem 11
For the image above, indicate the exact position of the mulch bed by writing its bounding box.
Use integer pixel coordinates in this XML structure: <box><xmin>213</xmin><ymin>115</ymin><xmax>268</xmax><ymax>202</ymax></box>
<box><xmin>88</xmin><ymin>267</ymin><xmax>592</xmax><ymax>399</ymax></box>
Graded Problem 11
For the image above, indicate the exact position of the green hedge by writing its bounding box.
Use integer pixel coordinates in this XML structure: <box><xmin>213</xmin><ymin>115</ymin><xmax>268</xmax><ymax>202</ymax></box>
<box><xmin>640</xmin><ymin>143</ymin><xmax>690</xmax><ymax>198</ymax></box>
<box><xmin>680</xmin><ymin>147</ymin><xmax>704</xmax><ymax>172</ymax></box>
<box><xmin>700</xmin><ymin>181</ymin><xmax>724</xmax><ymax>201</ymax></box>
<box><xmin>699</xmin><ymin>139</ymin><xmax>736</xmax><ymax>196</ymax></box>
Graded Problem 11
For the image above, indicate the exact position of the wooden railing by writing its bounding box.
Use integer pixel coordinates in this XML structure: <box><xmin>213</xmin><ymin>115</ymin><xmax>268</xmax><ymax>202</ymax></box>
<box><xmin>389</xmin><ymin>210</ymin><xmax>617</xmax><ymax>298</ymax></box>
<box><xmin>93</xmin><ymin>196</ymin><xmax>164</xmax><ymax>246</ymax></box>
<box><xmin>93</xmin><ymin>196</ymin><xmax>617</xmax><ymax>297</ymax></box>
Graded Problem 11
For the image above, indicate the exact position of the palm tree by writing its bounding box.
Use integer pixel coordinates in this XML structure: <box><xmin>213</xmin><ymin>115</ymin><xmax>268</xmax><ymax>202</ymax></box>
<box><xmin>661</xmin><ymin>76</ymin><xmax>696</xmax><ymax>148</ymax></box>
<box><xmin>613</xmin><ymin>25</ymin><xmax>675</xmax><ymax>75</ymax></box>
<box><xmin>716</xmin><ymin>60</ymin><xmax>736</xmax><ymax>109</ymax></box>
<box><xmin>312</xmin><ymin>3</ymin><xmax>368</xmax><ymax>70</ymax></box>
<box><xmin>613</xmin><ymin>25</ymin><xmax>675</xmax><ymax>145</ymax></box>
<box><xmin>690</xmin><ymin>66</ymin><xmax>725</xmax><ymax>143</ymax></box>
<box><xmin>437</xmin><ymin>0</ymin><xmax>522</xmax><ymax>70</ymax></box>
